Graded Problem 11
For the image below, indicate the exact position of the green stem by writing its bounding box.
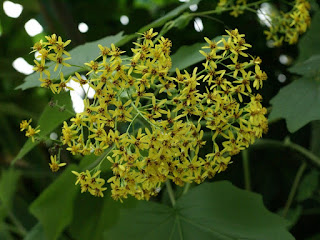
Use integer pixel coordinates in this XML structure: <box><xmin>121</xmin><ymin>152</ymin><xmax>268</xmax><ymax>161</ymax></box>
<box><xmin>8</xmin><ymin>211</ymin><xmax>27</xmax><ymax>237</ymax></box>
<box><xmin>246</xmin><ymin>0</ymin><xmax>269</xmax><ymax>7</ymax></box>
<box><xmin>242</xmin><ymin>149</ymin><xmax>251</xmax><ymax>191</ymax></box>
<box><xmin>83</xmin><ymin>144</ymin><xmax>115</xmax><ymax>170</ymax></box>
<box><xmin>166</xmin><ymin>180</ymin><xmax>176</xmax><ymax>207</ymax></box>
<box><xmin>190</xmin><ymin>0</ymin><xmax>268</xmax><ymax>17</ymax></box>
<box><xmin>130</xmin><ymin>101</ymin><xmax>159</xmax><ymax>129</ymax></box>
<box><xmin>2</xmin><ymin>223</ymin><xmax>25</xmax><ymax>237</ymax></box>
<box><xmin>153</xmin><ymin>21</ymin><xmax>173</xmax><ymax>43</ymax></box>
<box><xmin>282</xmin><ymin>161</ymin><xmax>307</xmax><ymax>218</ymax></box>
<box><xmin>182</xmin><ymin>183</ymin><xmax>191</xmax><ymax>195</ymax></box>
<box><xmin>126</xmin><ymin>113</ymin><xmax>139</xmax><ymax>134</ymax></box>
<box><xmin>54</xmin><ymin>102</ymin><xmax>75</xmax><ymax>115</ymax></box>
<box><xmin>253</xmin><ymin>139</ymin><xmax>320</xmax><ymax>168</ymax></box>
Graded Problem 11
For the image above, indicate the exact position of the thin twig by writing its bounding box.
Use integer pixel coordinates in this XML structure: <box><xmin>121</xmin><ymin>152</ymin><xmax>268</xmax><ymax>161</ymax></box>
<box><xmin>282</xmin><ymin>161</ymin><xmax>307</xmax><ymax>218</ymax></box>
<box><xmin>166</xmin><ymin>180</ymin><xmax>176</xmax><ymax>207</ymax></box>
<box><xmin>242</xmin><ymin>149</ymin><xmax>251</xmax><ymax>191</ymax></box>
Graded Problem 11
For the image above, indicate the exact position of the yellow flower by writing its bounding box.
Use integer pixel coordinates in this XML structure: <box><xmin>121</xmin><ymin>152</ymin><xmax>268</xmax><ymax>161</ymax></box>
<box><xmin>49</xmin><ymin>155</ymin><xmax>66</xmax><ymax>172</ymax></box>
<box><xmin>48</xmin><ymin>54</ymin><xmax>71</xmax><ymax>72</ymax></box>
<box><xmin>45</xmin><ymin>34</ymin><xmax>58</xmax><ymax>45</ymax></box>
<box><xmin>84</xmin><ymin>60</ymin><xmax>99</xmax><ymax>75</ymax></box>
<box><xmin>31</xmin><ymin>40</ymin><xmax>45</xmax><ymax>53</ymax></box>
<box><xmin>25</xmin><ymin>125</ymin><xmax>40</xmax><ymax>142</ymax></box>
<box><xmin>39</xmin><ymin>77</ymin><xmax>58</xmax><ymax>93</ymax></box>
<box><xmin>49</xmin><ymin>36</ymin><xmax>71</xmax><ymax>56</ymax></box>
<box><xmin>57</xmin><ymin>72</ymin><xmax>73</xmax><ymax>94</ymax></box>
<box><xmin>138</xmin><ymin>28</ymin><xmax>158</xmax><ymax>46</ymax></box>
<box><xmin>33</xmin><ymin>60</ymin><xmax>50</xmax><ymax>78</ymax></box>
<box><xmin>20</xmin><ymin>119</ymin><xmax>32</xmax><ymax>131</ymax></box>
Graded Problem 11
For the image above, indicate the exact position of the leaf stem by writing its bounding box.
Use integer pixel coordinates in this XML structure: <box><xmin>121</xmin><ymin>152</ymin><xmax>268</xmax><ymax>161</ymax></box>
<box><xmin>253</xmin><ymin>138</ymin><xmax>320</xmax><ymax>168</ymax></box>
<box><xmin>182</xmin><ymin>182</ymin><xmax>191</xmax><ymax>195</ymax></box>
<box><xmin>83</xmin><ymin>144</ymin><xmax>115</xmax><ymax>170</ymax></box>
<box><xmin>189</xmin><ymin>0</ymin><xmax>267</xmax><ymax>17</ymax></box>
<box><xmin>242</xmin><ymin>149</ymin><xmax>251</xmax><ymax>191</ymax></box>
<box><xmin>166</xmin><ymin>180</ymin><xmax>176</xmax><ymax>207</ymax></box>
<box><xmin>282</xmin><ymin>161</ymin><xmax>307</xmax><ymax>218</ymax></box>
<box><xmin>8</xmin><ymin>211</ymin><xmax>27</xmax><ymax>237</ymax></box>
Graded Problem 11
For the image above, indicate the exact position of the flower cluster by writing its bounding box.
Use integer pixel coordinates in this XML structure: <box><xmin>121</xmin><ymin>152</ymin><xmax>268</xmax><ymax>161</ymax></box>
<box><xmin>216</xmin><ymin>0</ymin><xmax>248</xmax><ymax>17</ymax></box>
<box><xmin>31</xmin><ymin>34</ymin><xmax>73</xmax><ymax>93</ymax></box>
<box><xmin>264</xmin><ymin>0</ymin><xmax>311</xmax><ymax>46</ymax></box>
<box><xmin>27</xmin><ymin>28</ymin><xmax>268</xmax><ymax>200</ymax></box>
<box><xmin>72</xmin><ymin>170</ymin><xmax>107</xmax><ymax>197</ymax></box>
<box><xmin>20</xmin><ymin>119</ymin><xmax>40</xmax><ymax>142</ymax></box>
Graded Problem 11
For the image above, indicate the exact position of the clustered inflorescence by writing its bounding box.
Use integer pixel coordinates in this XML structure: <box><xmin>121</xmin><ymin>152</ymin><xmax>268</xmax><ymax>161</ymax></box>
<box><xmin>20</xmin><ymin>119</ymin><xmax>40</xmax><ymax>143</ymax></box>
<box><xmin>22</xmin><ymin>28</ymin><xmax>269</xmax><ymax>201</ymax></box>
<box><xmin>216</xmin><ymin>0</ymin><xmax>311</xmax><ymax>46</ymax></box>
<box><xmin>216</xmin><ymin>0</ymin><xmax>249</xmax><ymax>17</ymax></box>
<box><xmin>264</xmin><ymin>0</ymin><xmax>311</xmax><ymax>46</ymax></box>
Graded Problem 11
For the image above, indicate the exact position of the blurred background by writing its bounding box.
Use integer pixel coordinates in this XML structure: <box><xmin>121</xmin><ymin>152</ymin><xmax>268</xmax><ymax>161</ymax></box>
<box><xmin>1</xmin><ymin>0</ymin><xmax>320</xmax><ymax>239</ymax></box>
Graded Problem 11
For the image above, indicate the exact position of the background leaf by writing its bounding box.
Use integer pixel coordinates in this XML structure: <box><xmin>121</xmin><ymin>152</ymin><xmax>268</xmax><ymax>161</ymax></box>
<box><xmin>0</xmin><ymin>168</ymin><xmax>20</xmax><ymax>216</ymax></box>
<box><xmin>24</xmin><ymin>223</ymin><xmax>46</xmax><ymax>240</ymax></box>
<box><xmin>140</xmin><ymin>0</ymin><xmax>201</xmax><ymax>32</ymax></box>
<box><xmin>269</xmin><ymin>77</ymin><xmax>320</xmax><ymax>133</ymax></box>
<box><xmin>289</xmin><ymin>54</ymin><xmax>320</xmax><ymax>78</ymax></box>
<box><xmin>69</xmin><ymin>192</ymin><xmax>137</xmax><ymax>240</ymax></box>
<box><xmin>170</xmin><ymin>36</ymin><xmax>224</xmax><ymax>72</ymax></box>
<box><xmin>13</xmin><ymin>92</ymin><xmax>74</xmax><ymax>164</ymax></box>
<box><xmin>106</xmin><ymin>181</ymin><xmax>294</xmax><ymax>240</ymax></box>
<box><xmin>297</xmin><ymin>170</ymin><xmax>319</xmax><ymax>202</ymax></box>
<box><xmin>16</xmin><ymin>32</ymin><xmax>125</xmax><ymax>90</ymax></box>
<box><xmin>29</xmin><ymin>164</ymin><xmax>79</xmax><ymax>240</ymax></box>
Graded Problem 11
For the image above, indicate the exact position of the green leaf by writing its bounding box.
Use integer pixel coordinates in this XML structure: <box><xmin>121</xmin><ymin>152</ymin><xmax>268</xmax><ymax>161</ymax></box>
<box><xmin>277</xmin><ymin>206</ymin><xmax>302</xmax><ymax>229</ymax></box>
<box><xmin>24</xmin><ymin>223</ymin><xmax>69</xmax><ymax>240</ymax></box>
<box><xmin>269</xmin><ymin>77</ymin><xmax>320</xmax><ymax>132</ymax></box>
<box><xmin>106</xmin><ymin>181</ymin><xmax>294</xmax><ymax>240</ymax></box>
<box><xmin>289</xmin><ymin>54</ymin><xmax>320</xmax><ymax>79</ymax></box>
<box><xmin>13</xmin><ymin>92</ymin><xmax>74</xmax><ymax>165</ymax></box>
<box><xmin>16</xmin><ymin>32</ymin><xmax>125</xmax><ymax>90</ymax></box>
<box><xmin>69</xmin><ymin>192</ymin><xmax>137</xmax><ymax>240</ymax></box>
<box><xmin>297</xmin><ymin>170</ymin><xmax>319</xmax><ymax>202</ymax></box>
<box><xmin>68</xmin><ymin>32</ymin><xmax>124</xmax><ymax>67</ymax></box>
<box><xmin>0</xmin><ymin>168</ymin><xmax>20</xmax><ymax>211</ymax></box>
<box><xmin>24</xmin><ymin>223</ymin><xmax>45</xmax><ymax>240</ymax></box>
<box><xmin>0</xmin><ymin>102</ymin><xmax>37</xmax><ymax>119</ymax></box>
<box><xmin>170</xmin><ymin>36</ymin><xmax>224</xmax><ymax>72</ymax></box>
<box><xmin>173</xmin><ymin>13</ymin><xmax>193</xmax><ymax>30</ymax></box>
<box><xmin>270</xmin><ymin>54</ymin><xmax>320</xmax><ymax>132</ymax></box>
<box><xmin>139</xmin><ymin>0</ymin><xmax>201</xmax><ymax>32</ymax></box>
<box><xmin>29</xmin><ymin>164</ymin><xmax>79</xmax><ymax>240</ymax></box>
<box><xmin>297</xmin><ymin>11</ymin><xmax>320</xmax><ymax>62</ymax></box>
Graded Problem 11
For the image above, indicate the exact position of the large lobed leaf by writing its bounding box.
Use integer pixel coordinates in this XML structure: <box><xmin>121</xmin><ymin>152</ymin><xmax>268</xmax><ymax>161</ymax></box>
<box><xmin>105</xmin><ymin>181</ymin><xmax>294</xmax><ymax>240</ymax></box>
<box><xmin>29</xmin><ymin>164</ymin><xmax>79</xmax><ymax>240</ymax></box>
<box><xmin>269</xmin><ymin>55</ymin><xmax>320</xmax><ymax>133</ymax></box>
